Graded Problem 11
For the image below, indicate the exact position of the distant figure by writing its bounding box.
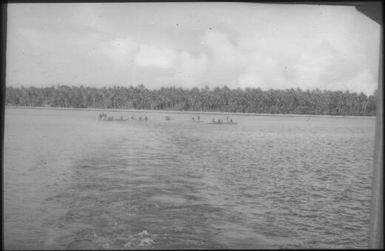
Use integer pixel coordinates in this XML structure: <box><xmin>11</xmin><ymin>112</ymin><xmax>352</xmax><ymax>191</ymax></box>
<box><xmin>165</xmin><ymin>116</ymin><xmax>171</xmax><ymax>120</ymax></box>
<box><xmin>99</xmin><ymin>113</ymin><xmax>107</xmax><ymax>120</ymax></box>
<box><xmin>131</xmin><ymin>116</ymin><xmax>135</xmax><ymax>120</ymax></box>
<box><xmin>145</xmin><ymin>116</ymin><xmax>148</xmax><ymax>121</ymax></box>
<box><xmin>120</xmin><ymin>115</ymin><xmax>123</xmax><ymax>121</ymax></box>
<box><xmin>139</xmin><ymin>116</ymin><xmax>142</xmax><ymax>121</ymax></box>
<box><xmin>230</xmin><ymin>119</ymin><xmax>233</xmax><ymax>123</ymax></box>
<box><xmin>192</xmin><ymin>117</ymin><xmax>195</xmax><ymax>121</ymax></box>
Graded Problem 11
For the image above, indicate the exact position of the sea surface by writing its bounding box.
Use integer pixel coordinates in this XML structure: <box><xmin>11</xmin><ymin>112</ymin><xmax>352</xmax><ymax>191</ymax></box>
<box><xmin>4</xmin><ymin>107</ymin><xmax>376</xmax><ymax>249</ymax></box>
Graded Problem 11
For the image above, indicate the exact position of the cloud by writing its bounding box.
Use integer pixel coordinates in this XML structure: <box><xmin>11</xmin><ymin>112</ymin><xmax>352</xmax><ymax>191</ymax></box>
<box><xmin>343</xmin><ymin>69</ymin><xmax>376</xmax><ymax>94</ymax></box>
<box><xmin>199</xmin><ymin>25</ymin><xmax>378</xmax><ymax>94</ymax></box>
<box><xmin>201</xmin><ymin>30</ymin><xmax>243</xmax><ymax>67</ymax></box>
<box><xmin>71</xmin><ymin>4</ymin><xmax>110</xmax><ymax>33</ymax></box>
<box><xmin>238</xmin><ymin>56</ymin><xmax>289</xmax><ymax>90</ymax></box>
<box><xmin>293</xmin><ymin>40</ymin><xmax>374</xmax><ymax>92</ymax></box>
<box><xmin>175</xmin><ymin>51</ymin><xmax>209</xmax><ymax>86</ymax></box>
<box><xmin>134</xmin><ymin>44</ymin><xmax>177</xmax><ymax>69</ymax></box>
<box><xmin>101</xmin><ymin>37</ymin><xmax>136</xmax><ymax>63</ymax></box>
<box><xmin>6</xmin><ymin>3</ymin><xmax>380</xmax><ymax>94</ymax></box>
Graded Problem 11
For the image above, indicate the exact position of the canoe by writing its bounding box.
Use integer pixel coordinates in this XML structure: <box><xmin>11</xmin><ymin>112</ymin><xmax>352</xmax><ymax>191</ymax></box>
<box><xmin>102</xmin><ymin>118</ymin><xmax>128</xmax><ymax>121</ymax></box>
<box><xmin>208</xmin><ymin>122</ymin><xmax>237</xmax><ymax>125</ymax></box>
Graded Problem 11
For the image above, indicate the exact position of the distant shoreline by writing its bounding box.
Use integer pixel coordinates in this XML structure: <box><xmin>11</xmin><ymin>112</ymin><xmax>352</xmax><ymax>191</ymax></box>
<box><xmin>5</xmin><ymin>105</ymin><xmax>376</xmax><ymax>119</ymax></box>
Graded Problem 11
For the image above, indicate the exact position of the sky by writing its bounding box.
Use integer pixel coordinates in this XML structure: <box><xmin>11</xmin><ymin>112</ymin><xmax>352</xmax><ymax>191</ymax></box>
<box><xmin>6</xmin><ymin>2</ymin><xmax>381</xmax><ymax>95</ymax></box>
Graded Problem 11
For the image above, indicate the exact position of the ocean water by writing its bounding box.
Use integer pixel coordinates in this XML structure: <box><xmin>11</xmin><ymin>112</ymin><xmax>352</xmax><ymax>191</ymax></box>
<box><xmin>4</xmin><ymin>107</ymin><xmax>376</xmax><ymax>249</ymax></box>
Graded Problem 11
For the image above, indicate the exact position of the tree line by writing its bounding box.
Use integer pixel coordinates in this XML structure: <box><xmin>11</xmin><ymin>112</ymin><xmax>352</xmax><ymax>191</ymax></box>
<box><xmin>5</xmin><ymin>85</ymin><xmax>377</xmax><ymax>116</ymax></box>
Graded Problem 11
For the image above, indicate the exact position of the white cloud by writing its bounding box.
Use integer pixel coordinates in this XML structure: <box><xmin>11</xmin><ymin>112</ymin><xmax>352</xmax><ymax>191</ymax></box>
<box><xmin>134</xmin><ymin>44</ymin><xmax>177</xmax><ymax>69</ymax></box>
<box><xmin>337</xmin><ymin>69</ymin><xmax>377</xmax><ymax>94</ymax></box>
<box><xmin>101</xmin><ymin>37</ymin><xmax>136</xmax><ymax>63</ymax></box>
<box><xmin>175</xmin><ymin>51</ymin><xmax>209</xmax><ymax>86</ymax></box>
<box><xmin>199</xmin><ymin>25</ymin><xmax>378</xmax><ymax>94</ymax></box>
<box><xmin>201</xmin><ymin>30</ymin><xmax>244</xmax><ymax>67</ymax></box>
<box><xmin>6</xmin><ymin>3</ymin><xmax>380</xmax><ymax>94</ymax></box>
<box><xmin>71</xmin><ymin>4</ymin><xmax>111</xmax><ymax>32</ymax></box>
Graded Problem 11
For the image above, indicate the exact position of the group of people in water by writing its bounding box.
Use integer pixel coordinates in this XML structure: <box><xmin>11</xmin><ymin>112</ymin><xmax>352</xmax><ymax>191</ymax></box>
<box><xmin>192</xmin><ymin>116</ymin><xmax>201</xmax><ymax>121</ymax></box>
<box><xmin>98</xmin><ymin>113</ymin><xmax>235</xmax><ymax>124</ymax></box>
<box><xmin>98</xmin><ymin>113</ymin><xmax>148</xmax><ymax>121</ymax></box>
<box><xmin>98</xmin><ymin>113</ymin><xmax>108</xmax><ymax>120</ymax></box>
<box><xmin>211</xmin><ymin>116</ymin><xmax>234</xmax><ymax>124</ymax></box>
<box><xmin>131</xmin><ymin>115</ymin><xmax>148</xmax><ymax>121</ymax></box>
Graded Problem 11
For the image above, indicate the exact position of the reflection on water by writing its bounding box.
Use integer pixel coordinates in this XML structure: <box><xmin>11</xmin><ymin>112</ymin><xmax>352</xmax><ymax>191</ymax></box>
<box><xmin>4</xmin><ymin>108</ymin><xmax>375</xmax><ymax>249</ymax></box>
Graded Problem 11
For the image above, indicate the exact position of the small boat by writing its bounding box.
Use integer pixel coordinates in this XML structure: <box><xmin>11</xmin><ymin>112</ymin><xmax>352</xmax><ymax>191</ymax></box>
<box><xmin>102</xmin><ymin>117</ymin><xmax>128</xmax><ymax>121</ymax></box>
<box><xmin>208</xmin><ymin>121</ymin><xmax>237</xmax><ymax>125</ymax></box>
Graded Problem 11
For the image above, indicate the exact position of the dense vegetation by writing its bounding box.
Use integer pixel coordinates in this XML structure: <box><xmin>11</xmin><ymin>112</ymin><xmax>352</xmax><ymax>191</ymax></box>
<box><xmin>5</xmin><ymin>85</ymin><xmax>377</xmax><ymax>116</ymax></box>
